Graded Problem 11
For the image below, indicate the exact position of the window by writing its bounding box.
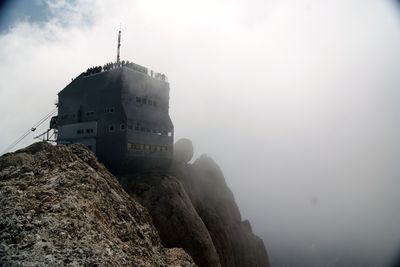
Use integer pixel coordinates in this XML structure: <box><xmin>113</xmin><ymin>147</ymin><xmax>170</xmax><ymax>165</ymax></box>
<box><xmin>86</xmin><ymin>129</ymin><xmax>94</xmax><ymax>134</ymax></box>
<box><xmin>142</xmin><ymin>98</ymin><xmax>147</xmax><ymax>104</ymax></box>
<box><xmin>149</xmin><ymin>100</ymin><xmax>153</xmax><ymax>105</ymax></box>
<box><xmin>136</xmin><ymin>97</ymin><xmax>141</xmax><ymax>103</ymax></box>
<box><xmin>109</xmin><ymin>125</ymin><xmax>115</xmax><ymax>132</ymax></box>
<box><xmin>86</xmin><ymin>111</ymin><xmax>94</xmax><ymax>116</ymax></box>
<box><xmin>146</xmin><ymin>128</ymin><xmax>150</xmax><ymax>133</ymax></box>
<box><xmin>168</xmin><ymin>132</ymin><xmax>172</xmax><ymax>137</ymax></box>
<box><xmin>77</xmin><ymin>129</ymin><xmax>84</xmax><ymax>135</ymax></box>
<box><xmin>104</xmin><ymin>107</ymin><xmax>114</xmax><ymax>113</ymax></box>
<box><xmin>61</xmin><ymin>114</ymin><xmax>68</xmax><ymax>119</ymax></box>
<box><xmin>160</xmin><ymin>146</ymin><xmax>169</xmax><ymax>152</ymax></box>
<box><xmin>135</xmin><ymin>125</ymin><xmax>140</xmax><ymax>131</ymax></box>
<box><xmin>128</xmin><ymin>125</ymin><xmax>133</xmax><ymax>130</ymax></box>
<box><xmin>153</xmin><ymin>101</ymin><xmax>157</xmax><ymax>107</ymax></box>
<box><xmin>120</xmin><ymin>124</ymin><xmax>125</xmax><ymax>131</ymax></box>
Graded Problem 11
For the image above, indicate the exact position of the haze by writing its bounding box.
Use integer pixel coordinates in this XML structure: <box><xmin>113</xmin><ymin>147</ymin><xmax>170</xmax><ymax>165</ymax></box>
<box><xmin>1</xmin><ymin>0</ymin><xmax>400</xmax><ymax>266</ymax></box>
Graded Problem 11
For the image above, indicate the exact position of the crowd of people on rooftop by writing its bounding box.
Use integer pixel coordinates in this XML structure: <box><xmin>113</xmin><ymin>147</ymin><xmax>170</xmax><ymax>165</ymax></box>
<box><xmin>103</xmin><ymin>60</ymin><xmax>132</xmax><ymax>71</ymax></box>
<box><xmin>83</xmin><ymin>60</ymin><xmax>168</xmax><ymax>81</ymax></box>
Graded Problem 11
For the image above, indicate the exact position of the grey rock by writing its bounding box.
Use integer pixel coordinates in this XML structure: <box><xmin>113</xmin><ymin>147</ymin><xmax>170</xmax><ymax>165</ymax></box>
<box><xmin>0</xmin><ymin>142</ymin><xmax>196</xmax><ymax>267</ymax></box>
<box><xmin>188</xmin><ymin>154</ymin><xmax>270</xmax><ymax>267</ymax></box>
<box><xmin>122</xmin><ymin>140</ymin><xmax>270</xmax><ymax>267</ymax></box>
<box><xmin>122</xmin><ymin>173</ymin><xmax>221</xmax><ymax>267</ymax></box>
<box><xmin>173</xmin><ymin>138</ymin><xmax>194</xmax><ymax>163</ymax></box>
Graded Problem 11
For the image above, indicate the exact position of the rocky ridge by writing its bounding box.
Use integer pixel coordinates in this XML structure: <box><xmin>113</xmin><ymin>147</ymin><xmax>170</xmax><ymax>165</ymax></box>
<box><xmin>121</xmin><ymin>138</ymin><xmax>270</xmax><ymax>267</ymax></box>
<box><xmin>0</xmin><ymin>140</ymin><xmax>269</xmax><ymax>267</ymax></box>
<box><xmin>0</xmin><ymin>142</ymin><xmax>195</xmax><ymax>266</ymax></box>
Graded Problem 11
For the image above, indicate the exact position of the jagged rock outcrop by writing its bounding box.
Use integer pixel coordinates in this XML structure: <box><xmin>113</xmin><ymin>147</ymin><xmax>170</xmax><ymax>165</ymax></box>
<box><xmin>176</xmin><ymin>155</ymin><xmax>270</xmax><ymax>267</ymax></box>
<box><xmin>0</xmin><ymin>140</ymin><xmax>269</xmax><ymax>267</ymax></box>
<box><xmin>124</xmin><ymin>173</ymin><xmax>221</xmax><ymax>267</ymax></box>
<box><xmin>0</xmin><ymin>142</ymin><xmax>196</xmax><ymax>267</ymax></box>
<box><xmin>122</xmin><ymin>139</ymin><xmax>270</xmax><ymax>267</ymax></box>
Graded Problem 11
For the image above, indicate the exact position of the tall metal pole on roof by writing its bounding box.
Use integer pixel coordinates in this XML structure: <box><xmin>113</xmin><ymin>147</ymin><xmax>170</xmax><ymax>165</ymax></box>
<box><xmin>117</xmin><ymin>24</ymin><xmax>121</xmax><ymax>63</ymax></box>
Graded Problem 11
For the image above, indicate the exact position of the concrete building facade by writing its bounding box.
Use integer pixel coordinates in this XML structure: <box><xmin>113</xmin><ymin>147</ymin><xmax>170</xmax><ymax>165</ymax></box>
<box><xmin>52</xmin><ymin>63</ymin><xmax>174</xmax><ymax>173</ymax></box>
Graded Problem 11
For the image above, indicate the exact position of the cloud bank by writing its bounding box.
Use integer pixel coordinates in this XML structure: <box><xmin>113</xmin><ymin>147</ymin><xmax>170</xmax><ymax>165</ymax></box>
<box><xmin>1</xmin><ymin>0</ymin><xmax>400</xmax><ymax>266</ymax></box>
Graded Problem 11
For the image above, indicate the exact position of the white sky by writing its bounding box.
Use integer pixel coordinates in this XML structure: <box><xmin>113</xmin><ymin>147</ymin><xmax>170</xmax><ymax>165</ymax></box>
<box><xmin>1</xmin><ymin>0</ymin><xmax>400</xmax><ymax>266</ymax></box>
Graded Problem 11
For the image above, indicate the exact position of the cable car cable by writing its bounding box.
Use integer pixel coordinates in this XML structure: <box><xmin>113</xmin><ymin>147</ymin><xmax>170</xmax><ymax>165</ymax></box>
<box><xmin>1</xmin><ymin>107</ymin><xmax>58</xmax><ymax>155</ymax></box>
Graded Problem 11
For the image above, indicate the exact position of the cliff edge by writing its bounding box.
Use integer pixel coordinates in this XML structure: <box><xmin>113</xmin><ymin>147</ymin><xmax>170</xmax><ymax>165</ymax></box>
<box><xmin>0</xmin><ymin>142</ymin><xmax>195</xmax><ymax>266</ymax></box>
<box><xmin>0</xmin><ymin>140</ymin><xmax>269</xmax><ymax>266</ymax></box>
<box><xmin>121</xmin><ymin>139</ymin><xmax>270</xmax><ymax>267</ymax></box>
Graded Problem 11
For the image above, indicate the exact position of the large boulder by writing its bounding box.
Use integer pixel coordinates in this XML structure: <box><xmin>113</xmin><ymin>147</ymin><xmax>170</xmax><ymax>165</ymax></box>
<box><xmin>173</xmin><ymin>138</ymin><xmax>194</xmax><ymax>163</ymax></box>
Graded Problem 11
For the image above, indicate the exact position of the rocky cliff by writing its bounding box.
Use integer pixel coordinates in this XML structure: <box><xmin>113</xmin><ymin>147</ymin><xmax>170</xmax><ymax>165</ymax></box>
<box><xmin>0</xmin><ymin>143</ymin><xmax>195</xmax><ymax>266</ymax></box>
<box><xmin>0</xmin><ymin>140</ymin><xmax>269</xmax><ymax>267</ymax></box>
<box><xmin>121</xmin><ymin>138</ymin><xmax>270</xmax><ymax>267</ymax></box>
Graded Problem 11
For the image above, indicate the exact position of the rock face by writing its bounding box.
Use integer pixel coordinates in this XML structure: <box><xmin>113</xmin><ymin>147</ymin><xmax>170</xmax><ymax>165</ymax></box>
<box><xmin>0</xmin><ymin>142</ymin><xmax>196</xmax><ymax>267</ymax></box>
<box><xmin>124</xmin><ymin>173</ymin><xmax>221</xmax><ymax>267</ymax></box>
<box><xmin>178</xmin><ymin>155</ymin><xmax>270</xmax><ymax>267</ymax></box>
<box><xmin>0</xmin><ymin>140</ymin><xmax>269</xmax><ymax>267</ymax></box>
<box><xmin>122</xmin><ymin>139</ymin><xmax>270</xmax><ymax>267</ymax></box>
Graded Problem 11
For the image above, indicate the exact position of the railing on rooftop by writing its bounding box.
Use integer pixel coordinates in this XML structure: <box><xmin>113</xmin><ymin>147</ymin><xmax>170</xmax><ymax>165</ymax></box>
<box><xmin>83</xmin><ymin>60</ymin><xmax>168</xmax><ymax>82</ymax></box>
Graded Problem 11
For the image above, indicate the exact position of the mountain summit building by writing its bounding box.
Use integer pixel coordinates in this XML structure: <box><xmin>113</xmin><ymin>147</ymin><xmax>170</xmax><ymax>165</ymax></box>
<box><xmin>49</xmin><ymin>57</ymin><xmax>174</xmax><ymax>173</ymax></box>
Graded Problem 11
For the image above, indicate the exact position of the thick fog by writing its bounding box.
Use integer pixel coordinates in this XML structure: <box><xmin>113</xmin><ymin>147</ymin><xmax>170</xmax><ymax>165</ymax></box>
<box><xmin>1</xmin><ymin>0</ymin><xmax>400</xmax><ymax>266</ymax></box>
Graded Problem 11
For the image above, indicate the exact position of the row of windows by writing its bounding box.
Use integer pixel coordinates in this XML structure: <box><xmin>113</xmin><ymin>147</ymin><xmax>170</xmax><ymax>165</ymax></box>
<box><xmin>77</xmin><ymin>128</ymin><xmax>94</xmax><ymax>135</ymax></box>
<box><xmin>136</xmin><ymin>97</ymin><xmax>158</xmax><ymax>107</ymax></box>
<box><xmin>59</xmin><ymin>99</ymin><xmax>162</xmax><ymax>120</ymax></box>
<box><xmin>60</xmin><ymin>108</ymin><xmax>114</xmax><ymax>120</ymax></box>
<box><xmin>131</xmin><ymin>125</ymin><xmax>172</xmax><ymax>136</ymax></box>
<box><xmin>130</xmin><ymin>125</ymin><xmax>159</xmax><ymax>134</ymax></box>
<box><xmin>108</xmin><ymin>124</ymin><xmax>125</xmax><ymax>132</ymax></box>
<box><xmin>127</xmin><ymin>143</ymin><xmax>170</xmax><ymax>152</ymax></box>
<box><xmin>74</xmin><ymin>124</ymin><xmax>170</xmax><ymax>136</ymax></box>
<box><xmin>109</xmin><ymin>124</ymin><xmax>172</xmax><ymax>136</ymax></box>
<box><xmin>104</xmin><ymin>107</ymin><xmax>115</xmax><ymax>113</ymax></box>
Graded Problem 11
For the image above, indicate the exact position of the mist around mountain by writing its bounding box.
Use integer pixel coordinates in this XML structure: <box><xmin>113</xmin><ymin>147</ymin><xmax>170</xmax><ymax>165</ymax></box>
<box><xmin>0</xmin><ymin>141</ymin><xmax>269</xmax><ymax>267</ymax></box>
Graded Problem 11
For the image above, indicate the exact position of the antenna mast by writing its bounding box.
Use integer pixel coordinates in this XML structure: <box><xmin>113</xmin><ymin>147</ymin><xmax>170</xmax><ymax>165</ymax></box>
<box><xmin>117</xmin><ymin>25</ymin><xmax>121</xmax><ymax>63</ymax></box>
